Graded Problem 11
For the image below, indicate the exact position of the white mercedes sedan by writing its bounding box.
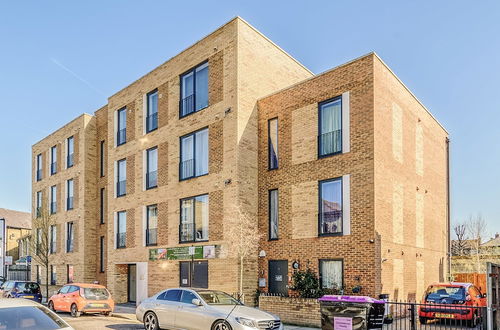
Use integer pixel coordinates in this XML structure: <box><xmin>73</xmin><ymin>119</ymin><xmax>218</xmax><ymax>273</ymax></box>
<box><xmin>136</xmin><ymin>288</ymin><xmax>282</xmax><ymax>330</ymax></box>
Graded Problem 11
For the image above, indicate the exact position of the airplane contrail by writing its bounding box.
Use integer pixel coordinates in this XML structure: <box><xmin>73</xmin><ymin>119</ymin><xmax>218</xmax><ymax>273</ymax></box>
<box><xmin>50</xmin><ymin>57</ymin><xmax>106</xmax><ymax>97</ymax></box>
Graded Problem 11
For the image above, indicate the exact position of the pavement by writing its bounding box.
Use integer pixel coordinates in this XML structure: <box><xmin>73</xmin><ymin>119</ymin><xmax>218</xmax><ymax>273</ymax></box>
<box><xmin>61</xmin><ymin>304</ymin><xmax>320</xmax><ymax>329</ymax></box>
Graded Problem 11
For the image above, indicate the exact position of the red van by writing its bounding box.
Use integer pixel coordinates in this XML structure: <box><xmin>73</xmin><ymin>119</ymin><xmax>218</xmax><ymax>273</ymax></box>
<box><xmin>419</xmin><ymin>282</ymin><xmax>486</xmax><ymax>326</ymax></box>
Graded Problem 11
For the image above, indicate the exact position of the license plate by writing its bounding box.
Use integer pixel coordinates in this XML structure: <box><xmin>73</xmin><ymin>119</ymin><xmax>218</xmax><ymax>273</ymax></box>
<box><xmin>91</xmin><ymin>303</ymin><xmax>105</xmax><ymax>307</ymax></box>
<box><xmin>435</xmin><ymin>313</ymin><xmax>455</xmax><ymax>319</ymax></box>
<box><xmin>23</xmin><ymin>296</ymin><xmax>34</xmax><ymax>299</ymax></box>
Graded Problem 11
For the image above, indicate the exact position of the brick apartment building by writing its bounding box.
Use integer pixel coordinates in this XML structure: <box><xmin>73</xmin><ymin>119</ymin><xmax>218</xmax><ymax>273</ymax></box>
<box><xmin>31</xmin><ymin>17</ymin><xmax>449</xmax><ymax>304</ymax></box>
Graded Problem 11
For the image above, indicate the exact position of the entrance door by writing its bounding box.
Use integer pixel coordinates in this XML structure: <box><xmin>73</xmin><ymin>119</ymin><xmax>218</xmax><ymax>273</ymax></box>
<box><xmin>128</xmin><ymin>264</ymin><xmax>137</xmax><ymax>303</ymax></box>
<box><xmin>269</xmin><ymin>260</ymin><xmax>288</xmax><ymax>296</ymax></box>
<box><xmin>179</xmin><ymin>261</ymin><xmax>208</xmax><ymax>288</ymax></box>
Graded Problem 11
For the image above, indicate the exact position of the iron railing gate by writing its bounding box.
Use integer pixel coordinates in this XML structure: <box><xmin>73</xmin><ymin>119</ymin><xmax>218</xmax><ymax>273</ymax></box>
<box><xmin>381</xmin><ymin>301</ymin><xmax>487</xmax><ymax>330</ymax></box>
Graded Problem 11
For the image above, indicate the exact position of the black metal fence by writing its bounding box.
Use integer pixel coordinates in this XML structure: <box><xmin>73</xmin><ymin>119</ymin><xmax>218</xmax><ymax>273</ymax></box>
<box><xmin>6</xmin><ymin>265</ymin><xmax>31</xmax><ymax>281</ymax></box>
<box><xmin>380</xmin><ymin>301</ymin><xmax>487</xmax><ymax>329</ymax></box>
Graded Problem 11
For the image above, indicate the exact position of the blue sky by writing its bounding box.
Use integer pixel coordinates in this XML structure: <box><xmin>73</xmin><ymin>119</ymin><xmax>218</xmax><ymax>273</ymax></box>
<box><xmin>1</xmin><ymin>1</ymin><xmax>499</xmax><ymax>235</ymax></box>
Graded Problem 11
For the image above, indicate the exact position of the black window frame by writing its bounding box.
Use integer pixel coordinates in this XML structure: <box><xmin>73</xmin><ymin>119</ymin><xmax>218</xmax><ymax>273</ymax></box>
<box><xmin>318</xmin><ymin>96</ymin><xmax>343</xmax><ymax>158</ymax></box>
<box><xmin>116</xmin><ymin>107</ymin><xmax>127</xmax><ymax>146</ymax></box>
<box><xmin>179</xmin><ymin>194</ymin><xmax>209</xmax><ymax>244</ymax></box>
<box><xmin>66</xmin><ymin>179</ymin><xmax>74</xmax><ymax>210</ymax></box>
<box><xmin>67</xmin><ymin>265</ymin><xmax>74</xmax><ymax>284</ymax></box>
<box><xmin>36</xmin><ymin>191</ymin><xmax>42</xmax><ymax>218</ymax></box>
<box><xmin>179</xmin><ymin>127</ymin><xmax>209</xmax><ymax>181</ymax></box>
<box><xmin>99</xmin><ymin>236</ymin><xmax>105</xmax><ymax>273</ymax></box>
<box><xmin>146</xmin><ymin>89</ymin><xmax>159</xmax><ymax>133</ymax></box>
<box><xmin>146</xmin><ymin>147</ymin><xmax>158</xmax><ymax>190</ymax></box>
<box><xmin>268</xmin><ymin>189</ymin><xmax>279</xmax><ymax>241</ymax></box>
<box><xmin>50</xmin><ymin>265</ymin><xmax>56</xmax><ymax>285</ymax></box>
<box><xmin>268</xmin><ymin>118</ymin><xmax>279</xmax><ymax>170</ymax></box>
<box><xmin>146</xmin><ymin>204</ymin><xmax>158</xmax><ymax>247</ymax></box>
<box><xmin>116</xmin><ymin>158</ymin><xmax>127</xmax><ymax>197</ymax></box>
<box><xmin>318</xmin><ymin>177</ymin><xmax>343</xmax><ymax>237</ymax></box>
<box><xmin>179</xmin><ymin>61</ymin><xmax>209</xmax><ymax>118</ymax></box>
<box><xmin>67</xmin><ymin>136</ymin><xmax>74</xmax><ymax>168</ymax></box>
<box><xmin>100</xmin><ymin>188</ymin><xmax>105</xmax><ymax>224</ymax></box>
<box><xmin>50</xmin><ymin>145</ymin><xmax>57</xmax><ymax>175</ymax></box>
<box><xmin>116</xmin><ymin>211</ymin><xmax>126</xmax><ymax>249</ymax></box>
<box><xmin>36</xmin><ymin>153</ymin><xmax>43</xmax><ymax>181</ymax></box>
<box><xmin>50</xmin><ymin>185</ymin><xmax>57</xmax><ymax>214</ymax></box>
<box><xmin>319</xmin><ymin>259</ymin><xmax>344</xmax><ymax>290</ymax></box>
<box><xmin>66</xmin><ymin>221</ymin><xmax>74</xmax><ymax>253</ymax></box>
<box><xmin>49</xmin><ymin>224</ymin><xmax>56</xmax><ymax>254</ymax></box>
<box><xmin>100</xmin><ymin>140</ymin><xmax>105</xmax><ymax>177</ymax></box>
<box><xmin>179</xmin><ymin>261</ymin><xmax>208</xmax><ymax>288</ymax></box>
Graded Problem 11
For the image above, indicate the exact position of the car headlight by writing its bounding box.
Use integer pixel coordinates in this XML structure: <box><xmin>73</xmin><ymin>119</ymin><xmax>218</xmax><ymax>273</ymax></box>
<box><xmin>235</xmin><ymin>317</ymin><xmax>257</xmax><ymax>328</ymax></box>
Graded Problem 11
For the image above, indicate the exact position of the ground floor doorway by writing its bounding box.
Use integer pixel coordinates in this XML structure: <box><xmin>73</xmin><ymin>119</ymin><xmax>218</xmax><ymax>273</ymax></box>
<box><xmin>269</xmin><ymin>260</ymin><xmax>288</xmax><ymax>296</ymax></box>
<box><xmin>179</xmin><ymin>261</ymin><xmax>208</xmax><ymax>288</ymax></box>
<box><xmin>127</xmin><ymin>264</ymin><xmax>137</xmax><ymax>303</ymax></box>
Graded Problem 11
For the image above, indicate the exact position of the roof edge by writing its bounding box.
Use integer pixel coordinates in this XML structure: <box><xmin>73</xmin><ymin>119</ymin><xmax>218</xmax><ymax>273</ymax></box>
<box><xmin>32</xmin><ymin>112</ymin><xmax>95</xmax><ymax>147</ymax></box>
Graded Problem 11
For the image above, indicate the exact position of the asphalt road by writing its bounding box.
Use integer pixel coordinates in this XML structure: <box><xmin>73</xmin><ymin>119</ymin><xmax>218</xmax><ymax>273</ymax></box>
<box><xmin>60</xmin><ymin>313</ymin><xmax>143</xmax><ymax>330</ymax></box>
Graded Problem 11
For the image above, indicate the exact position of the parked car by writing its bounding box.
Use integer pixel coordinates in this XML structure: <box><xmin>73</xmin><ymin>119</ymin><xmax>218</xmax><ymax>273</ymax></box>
<box><xmin>1</xmin><ymin>280</ymin><xmax>42</xmax><ymax>303</ymax></box>
<box><xmin>48</xmin><ymin>282</ymin><xmax>114</xmax><ymax>317</ymax></box>
<box><xmin>419</xmin><ymin>282</ymin><xmax>487</xmax><ymax>327</ymax></box>
<box><xmin>136</xmin><ymin>288</ymin><xmax>282</xmax><ymax>330</ymax></box>
<box><xmin>0</xmin><ymin>298</ymin><xmax>73</xmax><ymax>329</ymax></box>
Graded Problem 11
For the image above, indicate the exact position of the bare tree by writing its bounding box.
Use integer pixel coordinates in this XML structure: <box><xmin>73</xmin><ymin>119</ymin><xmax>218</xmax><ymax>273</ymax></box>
<box><xmin>225</xmin><ymin>206</ymin><xmax>262</xmax><ymax>302</ymax></box>
<box><xmin>29</xmin><ymin>197</ymin><xmax>56</xmax><ymax>301</ymax></box>
<box><xmin>466</xmin><ymin>214</ymin><xmax>488</xmax><ymax>273</ymax></box>
<box><xmin>452</xmin><ymin>222</ymin><xmax>468</xmax><ymax>255</ymax></box>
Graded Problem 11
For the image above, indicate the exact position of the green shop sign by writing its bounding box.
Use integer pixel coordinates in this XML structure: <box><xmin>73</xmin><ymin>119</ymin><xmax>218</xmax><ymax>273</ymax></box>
<box><xmin>149</xmin><ymin>245</ymin><xmax>219</xmax><ymax>261</ymax></box>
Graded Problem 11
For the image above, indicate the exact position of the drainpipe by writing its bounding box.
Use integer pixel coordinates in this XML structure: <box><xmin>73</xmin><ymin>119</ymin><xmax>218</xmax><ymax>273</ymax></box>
<box><xmin>446</xmin><ymin>137</ymin><xmax>451</xmax><ymax>281</ymax></box>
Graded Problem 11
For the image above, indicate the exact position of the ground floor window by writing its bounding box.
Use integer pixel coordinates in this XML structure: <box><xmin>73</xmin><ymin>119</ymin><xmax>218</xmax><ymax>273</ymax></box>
<box><xmin>179</xmin><ymin>261</ymin><xmax>208</xmax><ymax>288</ymax></box>
<box><xmin>36</xmin><ymin>265</ymin><xmax>41</xmax><ymax>284</ymax></box>
<box><xmin>50</xmin><ymin>265</ymin><xmax>57</xmax><ymax>285</ymax></box>
<box><xmin>67</xmin><ymin>265</ymin><xmax>74</xmax><ymax>283</ymax></box>
<box><xmin>319</xmin><ymin>259</ymin><xmax>343</xmax><ymax>290</ymax></box>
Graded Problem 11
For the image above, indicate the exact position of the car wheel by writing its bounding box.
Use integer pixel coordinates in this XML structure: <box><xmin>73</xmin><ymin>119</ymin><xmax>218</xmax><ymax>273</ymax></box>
<box><xmin>103</xmin><ymin>311</ymin><xmax>111</xmax><ymax>317</ymax></box>
<box><xmin>48</xmin><ymin>301</ymin><xmax>56</xmax><ymax>312</ymax></box>
<box><xmin>70</xmin><ymin>304</ymin><xmax>80</xmax><ymax>318</ymax></box>
<box><xmin>212</xmin><ymin>320</ymin><xmax>233</xmax><ymax>330</ymax></box>
<box><xmin>419</xmin><ymin>316</ymin><xmax>428</xmax><ymax>324</ymax></box>
<box><xmin>143</xmin><ymin>312</ymin><xmax>159</xmax><ymax>330</ymax></box>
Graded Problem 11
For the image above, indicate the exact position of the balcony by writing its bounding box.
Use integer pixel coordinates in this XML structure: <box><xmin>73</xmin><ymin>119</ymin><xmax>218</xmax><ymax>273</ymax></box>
<box><xmin>146</xmin><ymin>228</ymin><xmax>157</xmax><ymax>246</ymax></box>
<box><xmin>116</xmin><ymin>128</ymin><xmax>126</xmax><ymax>146</ymax></box>
<box><xmin>116</xmin><ymin>180</ymin><xmax>126</xmax><ymax>197</ymax></box>
<box><xmin>179</xmin><ymin>158</ymin><xmax>194</xmax><ymax>180</ymax></box>
<box><xmin>318</xmin><ymin>129</ymin><xmax>342</xmax><ymax>157</ymax></box>
<box><xmin>116</xmin><ymin>232</ymin><xmax>126</xmax><ymax>249</ymax></box>
<box><xmin>146</xmin><ymin>112</ymin><xmax>158</xmax><ymax>133</ymax></box>
<box><xmin>50</xmin><ymin>162</ymin><xmax>57</xmax><ymax>175</ymax></box>
<box><xmin>146</xmin><ymin>170</ymin><xmax>157</xmax><ymax>189</ymax></box>
<box><xmin>36</xmin><ymin>169</ymin><xmax>42</xmax><ymax>181</ymax></box>
<box><xmin>67</xmin><ymin>153</ymin><xmax>74</xmax><ymax>168</ymax></box>
<box><xmin>66</xmin><ymin>197</ymin><xmax>74</xmax><ymax>210</ymax></box>
<box><xmin>50</xmin><ymin>202</ymin><xmax>57</xmax><ymax>214</ymax></box>
<box><xmin>180</xmin><ymin>94</ymin><xmax>195</xmax><ymax>117</ymax></box>
<box><xmin>179</xmin><ymin>222</ymin><xmax>194</xmax><ymax>243</ymax></box>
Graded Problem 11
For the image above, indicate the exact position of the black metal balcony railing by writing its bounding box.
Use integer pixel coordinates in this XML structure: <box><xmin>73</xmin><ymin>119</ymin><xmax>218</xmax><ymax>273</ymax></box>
<box><xmin>318</xmin><ymin>129</ymin><xmax>342</xmax><ymax>156</ymax></box>
<box><xmin>146</xmin><ymin>112</ymin><xmax>158</xmax><ymax>132</ymax></box>
<box><xmin>179</xmin><ymin>158</ymin><xmax>194</xmax><ymax>180</ymax></box>
<box><xmin>50</xmin><ymin>202</ymin><xmax>57</xmax><ymax>214</ymax></box>
<box><xmin>66</xmin><ymin>239</ymin><xmax>74</xmax><ymax>253</ymax></box>
<box><xmin>36</xmin><ymin>169</ymin><xmax>42</xmax><ymax>181</ymax></box>
<box><xmin>67</xmin><ymin>197</ymin><xmax>74</xmax><ymax>210</ymax></box>
<box><xmin>116</xmin><ymin>180</ymin><xmax>126</xmax><ymax>197</ymax></box>
<box><xmin>36</xmin><ymin>207</ymin><xmax>41</xmax><ymax>218</ymax></box>
<box><xmin>146</xmin><ymin>228</ymin><xmax>157</xmax><ymax>246</ymax></box>
<box><xmin>180</xmin><ymin>94</ymin><xmax>195</xmax><ymax>117</ymax></box>
<box><xmin>146</xmin><ymin>170</ymin><xmax>157</xmax><ymax>189</ymax></box>
<box><xmin>50</xmin><ymin>277</ymin><xmax>56</xmax><ymax>285</ymax></box>
<box><xmin>50</xmin><ymin>162</ymin><xmax>57</xmax><ymax>175</ymax></box>
<box><xmin>179</xmin><ymin>222</ymin><xmax>194</xmax><ymax>242</ymax></box>
<box><xmin>117</xmin><ymin>128</ymin><xmax>126</xmax><ymax>146</ymax></box>
<box><xmin>117</xmin><ymin>232</ymin><xmax>126</xmax><ymax>249</ymax></box>
<box><xmin>67</xmin><ymin>153</ymin><xmax>74</xmax><ymax>168</ymax></box>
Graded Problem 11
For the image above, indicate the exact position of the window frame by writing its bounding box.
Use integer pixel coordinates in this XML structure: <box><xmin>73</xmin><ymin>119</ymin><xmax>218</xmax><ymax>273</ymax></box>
<box><xmin>179</xmin><ymin>127</ymin><xmax>209</xmax><ymax>181</ymax></box>
<box><xmin>146</xmin><ymin>146</ymin><xmax>158</xmax><ymax>190</ymax></box>
<box><xmin>116</xmin><ymin>158</ymin><xmax>127</xmax><ymax>197</ymax></box>
<box><xmin>100</xmin><ymin>188</ymin><xmax>105</xmax><ymax>224</ymax></box>
<box><xmin>100</xmin><ymin>140</ymin><xmax>105</xmax><ymax>177</ymax></box>
<box><xmin>50</xmin><ymin>145</ymin><xmax>57</xmax><ymax>175</ymax></box>
<box><xmin>50</xmin><ymin>265</ymin><xmax>57</xmax><ymax>285</ymax></box>
<box><xmin>66</xmin><ymin>222</ymin><xmax>74</xmax><ymax>253</ymax></box>
<box><xmin>49</xmin><ymin>225</ymin><xmax>56</xmax><ymax>254</ymax></box>
<box><xmin>67</xmin><ymin>136</ymin><xmax>74</xmax><ymax>168</ymax></box>
<box><xmin>146</xmin><ymin>204</ymin><xmax>158</xmax><ymax>247</ymax></box>
<box><xmin>99</xmin><ymin>236</ymin><xmax>105</xmax><ymax>273</ymax></box>
<box><xmin>179</xmin><ymin>61</ymin><xmax>209</xmax><ymax>118</ymax></box>
<box><xmin>319</xmin><ymin>259</ymin><xmax>344</xmax><ymax>290</ymax></box>
<box><xmin>36</xmin><ymin>153</ymin><xmax>43</xmax><ymax>181</ymax></box>
<box><xmin>36</xmin><ymin>191</ymin><xmax>42</xmax><ymax>218</ymax></box>
<box><xmin>116</xmin><ymin>107</ymin><xmax>127</xmax><ymax>146</ymax></box>
<box><xmin>179</xmin><ymin>194</ymin><xmax>209</xmax><ymax>244</ymax></box>
<box><xmin>146</xmin><ymin>89</ymin><xmax>159</xmax><ymax>133</ymax></box>
<box><xmin>50</xmin><ymin>185</ymin><xmax>57</xmax><ymax>214</ymax></box>
<box><xmin>318</xmin><ymin>177</ymin><xmax>343</xmax><ymax>237</ymax></box>
<box><xmin>116</xmin><ymin>211</ymin><xmax>127</xmax><ymax>249</ymax></box>
<box><xmin>66</xmin><ymin>179</ymin><xmax>74</xmax><ymax>210</ymax></box>
<box><xmin>268</xmin><ymin>118</ymin><xmax>279</xmax><ymax>170</ymax></box>
<box><xmin>268</xmin><ymin>189</ymin><xmax>279</xmax><ymax>241</ymax></box>
<box><xmin>318</xmin><ymin>96</ymin><xmax>343</xmax><ymax>159</ymax></box>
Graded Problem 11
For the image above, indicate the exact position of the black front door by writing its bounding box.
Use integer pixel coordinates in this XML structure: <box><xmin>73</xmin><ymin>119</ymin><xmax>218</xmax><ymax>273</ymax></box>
<box><xmin>179</xmin><ymin>261</ymin><xmax>208</xmax><ymax>288</ymax></box>
<box><xmin>269</xmin><ymin>260</ymin><xmax>288</xmax><ymax>296</ymax></box>
<box><xmin>127</xmin><ymin>264</ymin><xmax>136</xmax><ymax>303</ymax></box>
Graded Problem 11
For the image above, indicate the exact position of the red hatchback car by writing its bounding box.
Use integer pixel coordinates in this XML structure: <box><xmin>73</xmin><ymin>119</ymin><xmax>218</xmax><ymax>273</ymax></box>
<box><xmin>419</xmin><ymin>282</ymin><xmax>486</xmax><ymax>326</ymax></box>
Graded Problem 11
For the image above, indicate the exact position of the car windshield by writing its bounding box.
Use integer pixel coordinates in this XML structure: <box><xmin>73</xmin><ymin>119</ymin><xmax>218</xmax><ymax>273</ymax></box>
<box><xmin>197</xmin><ymin>291</ymin><xmax>241</xmax><ymax>305</ymax></box>
<box><xmin>83</xmin><ymin>288</ymin><xmax>109</xmax><ymax>300</ymax></box>
<box><xmin>0</xmin><ymin>306</ymin><xmax>68</xmax><ymax>329</ymax></box>
<box><xmin>426</xmin><ymin>286</ymin><xmax>466</xmax><ymax>302</ymax></box>
<box><xmin>16</xmin><ymin>283</ymin><xmax>40</xmax><ymax>294</ymax></box>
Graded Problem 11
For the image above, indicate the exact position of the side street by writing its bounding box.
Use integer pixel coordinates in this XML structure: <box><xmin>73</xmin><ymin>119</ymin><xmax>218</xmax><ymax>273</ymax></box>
<box><xmin>1</xmin><ymin>2</ymin><xmax>500</xmax><ymax>330</ymax></box>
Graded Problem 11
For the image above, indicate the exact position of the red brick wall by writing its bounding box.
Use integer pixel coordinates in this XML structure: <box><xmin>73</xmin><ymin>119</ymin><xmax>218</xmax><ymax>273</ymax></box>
<box><xmin>259</xmin><ymin>295</ymin><xmax>321</xmax><ymax>328</ymax></box>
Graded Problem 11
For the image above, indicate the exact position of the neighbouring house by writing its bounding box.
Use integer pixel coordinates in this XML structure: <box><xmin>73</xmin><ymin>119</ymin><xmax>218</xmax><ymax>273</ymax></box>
<box><xmin>31</xmin><ymin>16</ymin><xmax>449</xmax><ymax>305</ymax></box>
<box><xmin>452</xmin><ymin>234</ymin><xmax>500</xmax><ymax>274</ymax></box>
<box><xmin>0</xmin><ymin>208</ymin><xmax>31</xmax><ymax>264</ymax></box>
